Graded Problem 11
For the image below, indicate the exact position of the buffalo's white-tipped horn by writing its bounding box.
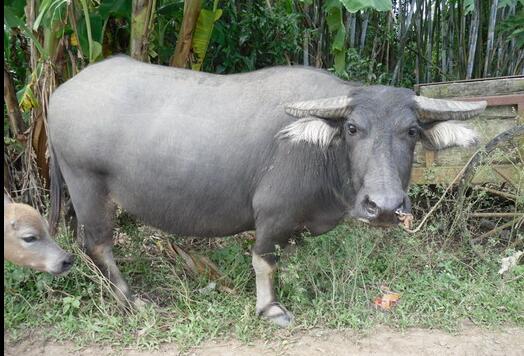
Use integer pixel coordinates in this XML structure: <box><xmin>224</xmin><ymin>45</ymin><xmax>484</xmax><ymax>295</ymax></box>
<box><xmin>285</xmin><ymin>96</ymin><xmax>353</xmax><ymax>119</ymax></box>
<box><xmin>414</xmin><ymin>96</ymin><xmax>487</xmax><ymax>123</ymax></box>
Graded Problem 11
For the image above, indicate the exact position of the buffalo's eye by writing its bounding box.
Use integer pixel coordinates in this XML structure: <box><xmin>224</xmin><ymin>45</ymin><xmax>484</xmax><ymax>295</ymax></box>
<box><xmin>22</xmin><ymin>235</ymin><xmax>37</xmax><ymax>243</ymax></box>
<box><xmin>408</xmin><ymin>127</ymin><xmax>418</xmax><ymax>137</ymax></box>
<box><xmin>347</xmin><ymin>124</ymin><xmax>358</xmax><ymax>135</ymax></box>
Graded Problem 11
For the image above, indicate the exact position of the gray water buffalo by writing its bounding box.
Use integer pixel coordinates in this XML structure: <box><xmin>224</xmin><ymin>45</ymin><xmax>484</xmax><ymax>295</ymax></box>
<box><xmin>48</xmin><ymin>55</ymin><xmax>485</xmax><ymax>326</ymax></box>
<box><xmin>4</xmin><ymin>193</ymin><xmax>74</xmax><ymax>274</ymax></box>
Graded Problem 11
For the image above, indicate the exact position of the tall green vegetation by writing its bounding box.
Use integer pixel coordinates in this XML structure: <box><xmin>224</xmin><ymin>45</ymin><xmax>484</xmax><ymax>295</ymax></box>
<box><xmin>4</xmin><ymin>0</ymin><xmax>524</xmax><ymax>205</ymax></box>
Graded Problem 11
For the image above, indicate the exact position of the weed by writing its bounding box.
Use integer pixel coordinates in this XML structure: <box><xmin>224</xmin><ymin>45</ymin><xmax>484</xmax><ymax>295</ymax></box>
<box><xmin>4</xmin><ymin>219</ymin><xmax>524</xmax><ymax>351</ymax></box>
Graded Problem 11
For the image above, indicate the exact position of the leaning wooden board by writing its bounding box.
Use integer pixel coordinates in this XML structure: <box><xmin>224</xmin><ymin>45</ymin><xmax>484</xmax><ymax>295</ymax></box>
<box><xmin>412</xmin><ymin>76</ymin><xmax>524</xmax><ymax>184</ymax></box>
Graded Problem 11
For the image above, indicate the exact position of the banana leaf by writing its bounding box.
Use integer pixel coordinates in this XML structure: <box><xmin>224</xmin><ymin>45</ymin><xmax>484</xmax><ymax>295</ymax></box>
<box><xmin>325</xmin><ymin>0</ymin><xmax>346</xmax><ymax>75</ymax></box>
<box><xmin>191</xmin><ymin>7</ymin><xmax>223</xmax><ymax>71</ymax></box>
<box><xmin>339</xmin><ymin>0</ymin><xmax>392</xmax><ymax>13</ymax></box>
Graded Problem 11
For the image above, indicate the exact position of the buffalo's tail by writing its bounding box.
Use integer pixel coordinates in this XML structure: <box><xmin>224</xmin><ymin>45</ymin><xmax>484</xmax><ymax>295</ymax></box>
<box><xmin>48</xmin><ymin>145</ymin><xmax>63</xmax><ymax>236</ymax></box>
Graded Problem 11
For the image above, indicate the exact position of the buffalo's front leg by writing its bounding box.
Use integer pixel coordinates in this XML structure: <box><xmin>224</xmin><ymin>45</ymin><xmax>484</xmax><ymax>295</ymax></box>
<box><xmin>252</xmin><ymin>242</ymin><xmax>293</xmax><ymax>327</ymax></box>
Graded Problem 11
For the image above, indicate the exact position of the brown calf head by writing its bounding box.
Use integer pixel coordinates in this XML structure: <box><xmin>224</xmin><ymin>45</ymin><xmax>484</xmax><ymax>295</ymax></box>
<box><xmin>4</xmin><ymin>193</ymin><xmax>74</xmax><ymax>275</ymax></box>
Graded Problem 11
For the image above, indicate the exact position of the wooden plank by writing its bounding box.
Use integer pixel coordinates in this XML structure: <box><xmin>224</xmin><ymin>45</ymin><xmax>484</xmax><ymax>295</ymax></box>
<box><xmin>410</xmin><ymin>165</ymin><xmax>521</xmax><ymax>185</ymax></box>
<box><xmin>476</xmin><ymin>105</ymin><xmax>520</xmax><ymax>120</ymax></box>
<box><xmin>453</xmin><ymin>94</ymin><xmax>524</xmax><ymax>107</ymax></box>
<box><xmin>414</xmin><ymin>75</ymin><xmax>524</xmax><ymax>93</ymax></box>
<box><xmin>417</xmin><ymin>76</ymin><xmax>524</xmax><ymax>98</ymax></box>
<box><xmin>425</xmin><ymin>150</ymin><xmax>435</xmax><ymax>168</ymax></box>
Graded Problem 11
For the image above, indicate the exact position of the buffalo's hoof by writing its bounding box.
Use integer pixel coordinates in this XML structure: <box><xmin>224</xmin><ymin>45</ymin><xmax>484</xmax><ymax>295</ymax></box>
<box><xmin>258</xmin><ymin>302</ymin><xmax>294</xmax><ymax>328</ymax></box>
<box><xmin>120</xmin><ymin>295</ymin><xmax>151</xmax><ymax>311</ymax></box>
<box><xmin>132</xmin><ymin>296</ymin><xmax>149</xmax><ymax>310</ymax></box>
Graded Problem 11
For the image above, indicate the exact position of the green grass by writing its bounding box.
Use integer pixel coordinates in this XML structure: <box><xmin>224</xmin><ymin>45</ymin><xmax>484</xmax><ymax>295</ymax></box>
<box><xmin>4</xmin><ymin>220</ymin><xmax>524</xmax><ymax>351</ymax></box>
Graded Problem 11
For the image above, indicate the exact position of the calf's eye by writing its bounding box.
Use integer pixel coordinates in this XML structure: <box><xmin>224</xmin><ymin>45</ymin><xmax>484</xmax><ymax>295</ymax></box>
<box><xmin>408</xmin><ymin>127</ymin><xmax>418</xmax><ymax>137</ymax></box>
<box><xmin>347</xmin><ymin>124</ymin><xmax>358</xmax><ymax>135</ymax></box>
<box><xmin>22</xmin><ymin>235</ymin><xmax>37</xmax><ymax>243</ymax></box>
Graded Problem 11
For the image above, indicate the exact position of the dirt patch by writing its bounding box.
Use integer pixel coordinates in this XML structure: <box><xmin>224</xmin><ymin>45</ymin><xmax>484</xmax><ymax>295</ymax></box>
<box><xmin>5</xmin><ymin>325</ymin><xmax>524</xmax><ymax>356</ymax></box>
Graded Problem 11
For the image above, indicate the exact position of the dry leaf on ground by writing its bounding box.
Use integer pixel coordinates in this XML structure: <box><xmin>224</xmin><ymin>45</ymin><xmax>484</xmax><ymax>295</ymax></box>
<box><xmin>165</xmin><ymin>241</ymin><xmax>235</xmax><ymax>294</ymax></box>
<box><xmin>374</xmin><ymin>286</ymin><xmax>401</xmax><ymax>311</ymax></box>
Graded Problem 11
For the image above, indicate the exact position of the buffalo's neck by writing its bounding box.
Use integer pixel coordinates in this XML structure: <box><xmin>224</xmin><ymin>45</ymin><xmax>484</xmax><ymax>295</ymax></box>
<box><xmin>265</xmin><ymin>140</ymin><xmax>352</xmax><ymax>235</ymax></box>
<box><xmin>302</xmin><ymin>144</ymin><xmax>353</xmax><ymax>235</ymax></box>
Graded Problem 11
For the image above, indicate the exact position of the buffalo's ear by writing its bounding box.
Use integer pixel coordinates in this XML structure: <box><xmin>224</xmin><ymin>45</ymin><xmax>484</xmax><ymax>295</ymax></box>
<box><xmin>420</xmin><ymin>121</ymin><xmax>479</xmax><ymax>150</ymax></box>
<box><xmin>414</xmin><ymin>96</ymin><xmax>486</xmax><ymax>150</ymax></box>
<box><xmin>277</xmin><ymin>117</ymin><xmax>341</xmax><ymax>149</ymax></box>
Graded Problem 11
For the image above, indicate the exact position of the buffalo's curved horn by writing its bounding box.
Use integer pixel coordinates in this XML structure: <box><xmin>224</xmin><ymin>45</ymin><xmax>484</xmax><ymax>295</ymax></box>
<box><xmin>285</xmin><ymin>96</ymin><xmax>353</xmax><ymax>119</ymax></box>
<box><xmin>414</xmin><ymin>96</ymin><xmax>487</xmax><ymax>123</ymax></box>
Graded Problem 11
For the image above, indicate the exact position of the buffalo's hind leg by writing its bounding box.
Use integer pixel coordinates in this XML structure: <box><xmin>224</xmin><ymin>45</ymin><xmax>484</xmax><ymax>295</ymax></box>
<box><xmin>252</xmin><ymin>225</ymin><xmax>294</xmax><ymax>327</ymax></box>
<box><xmin>66</xmin><ymin>177</ymin><xmax>135</xmax><ymax>307</ymax></box>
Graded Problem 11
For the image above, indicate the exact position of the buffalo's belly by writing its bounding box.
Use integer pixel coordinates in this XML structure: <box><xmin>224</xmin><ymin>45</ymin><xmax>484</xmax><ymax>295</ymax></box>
<box><xmin>106</xmin><ymin>171</ymin><xmax>255</xmax><ymax>237</ymax></box>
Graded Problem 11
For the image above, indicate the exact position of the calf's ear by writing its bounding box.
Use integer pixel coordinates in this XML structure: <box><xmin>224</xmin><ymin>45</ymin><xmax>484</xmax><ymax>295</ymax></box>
<box><xmin>4</xmin><ymin>192</ymin><xmax>13</xmax><ymax>209</ymax></box>
<box><xmin>420</xmin><ymin>121</ymin><xmax>479</xmax><ymax>150</ymax></box>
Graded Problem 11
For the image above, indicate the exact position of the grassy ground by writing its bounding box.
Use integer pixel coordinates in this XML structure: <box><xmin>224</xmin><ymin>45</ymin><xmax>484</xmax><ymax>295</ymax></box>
<box><xmin>4</xmin><ymin>211</ymin><xmax>524</xmax><ymax>351</ymax></box>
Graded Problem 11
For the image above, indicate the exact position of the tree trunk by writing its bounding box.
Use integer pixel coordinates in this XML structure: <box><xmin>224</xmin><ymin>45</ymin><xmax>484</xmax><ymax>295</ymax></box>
<box><xmin>170</xmin><ymin>0</ymin><xmax>201</xmax><ymax>68</ymax></box>
<box><xmin>4</xmin><ymin>66</ymin><xmax>26</xmax><ymax>138</ymax></box>
<box><xmin>130</xmin><ymin>0</ymin><xmax>156</xmax><ymax>62</ymax></box>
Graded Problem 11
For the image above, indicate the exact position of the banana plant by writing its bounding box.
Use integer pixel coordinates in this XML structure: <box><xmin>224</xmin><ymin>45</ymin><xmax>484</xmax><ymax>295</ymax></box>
<box><xmin>325</xmin><ymin>0</ymin><xmax>392</xmax><ymax>76</ymax></box>
<box><xmin>191</xmin><ymin>0</ymin><xmax>222</xmax><ymax>71</ymax></box>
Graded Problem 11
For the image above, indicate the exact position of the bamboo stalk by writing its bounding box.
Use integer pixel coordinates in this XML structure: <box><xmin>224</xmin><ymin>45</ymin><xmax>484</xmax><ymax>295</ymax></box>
<box><xmin>439</xmin><ymin>0</ymin><xmax>446</xmax><ymax>78</ymax></box>
<box><xmin>349</xmin><ymin>13</ymin><xmax>356</xmax><ymax>49</ymax></box>
<box><xmin>391</xmin><ymin>0</ymin><xmax>417</xmax><ymax>84</ymax></box>
<box><xmin>466</xmin><ymin>1</ymin><xmax>480</xmax><ymax>79</ymax></box>
<box><xmin>303</xmin><ymin>30</ymin><xmax>310</xmax><ymax>66</ymax></box>
<box><xmin>483</xmin><ymin>0</ymin><xmax>498</xmax><ymax>76</ymax></box>
<box><xmin>359</xmin><ymin>11</ymin><xmax>369</xmax><ymax>53</ymax></box>
<box><xmin>459</xmin><ymin>0</ymin><xmax>467</xmax><ymax>77</ymax></box>
<box><xmin>425</xmin><ymin>0</ymin><xmax>433</xmax><ymax>82</ymax></box>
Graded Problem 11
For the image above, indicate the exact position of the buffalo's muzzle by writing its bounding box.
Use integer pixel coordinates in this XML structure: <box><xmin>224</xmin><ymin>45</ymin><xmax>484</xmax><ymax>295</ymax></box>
<box><xmin>360</xmin><ymin>194</ymin><xmax>411</xmax><ymax>226</ymax></box>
